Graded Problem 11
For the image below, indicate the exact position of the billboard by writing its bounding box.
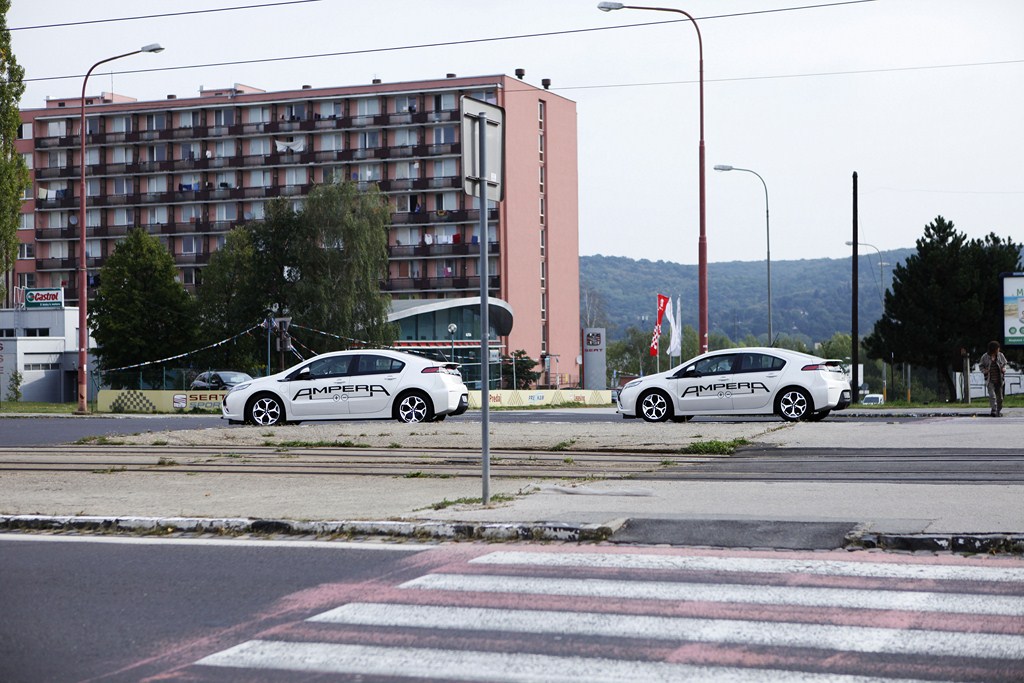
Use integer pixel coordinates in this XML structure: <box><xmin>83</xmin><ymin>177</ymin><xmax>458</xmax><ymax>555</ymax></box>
<box><xmin>1002</xmin><ymin>273</ymin><xmax>1024</xmax><ymax>347</ymax></box>
<box><xmin>25</xmin><ymin>288</ymin><xmax>64</xmax><ymax>309</ymax></box>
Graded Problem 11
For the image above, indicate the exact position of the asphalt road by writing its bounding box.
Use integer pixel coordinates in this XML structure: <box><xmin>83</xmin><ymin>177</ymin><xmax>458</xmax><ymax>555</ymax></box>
<box><xmin>3</xmin><ymin>535</ymin><xmax>1021</xmax><ymax>683</ymax></box>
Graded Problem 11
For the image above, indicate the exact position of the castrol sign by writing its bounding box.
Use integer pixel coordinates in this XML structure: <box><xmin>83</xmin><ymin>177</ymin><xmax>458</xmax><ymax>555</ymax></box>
<box><xmin>25</xmin><ymin>288</ymin><xmax>64</xmax><ymax>309</ymax></box>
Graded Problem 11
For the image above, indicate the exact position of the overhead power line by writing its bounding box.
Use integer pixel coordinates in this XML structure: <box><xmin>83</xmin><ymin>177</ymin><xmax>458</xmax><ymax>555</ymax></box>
<box><xmin>22</xmin><ymin>0</ymin><xmax>883</xmax><ymax>84</ymax></box>
<box><xmin>9</xmin><ymin>0</ymin><xmax>325</xmax><ymax>31</ymax></box>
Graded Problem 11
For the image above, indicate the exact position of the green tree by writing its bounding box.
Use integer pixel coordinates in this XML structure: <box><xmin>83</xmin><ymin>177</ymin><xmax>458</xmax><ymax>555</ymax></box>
<box><xmin>5</xmin><ymin>368</ymin><xmax>21</xmax><ymax>402</ymax></box>
<box><xmin>864</xmin><ymin>216</ymin><xmax>1022</xmax><ymax>401</ymax></box>
<box><xmin>192</xmin><ymin>228</ymin><xmax>264</xmax><ymax>373</ymax></box>
<box><xmin>500</xmin><ymin>349</ymin><xmax>541</xmax><ymax>389</ymax></box>
<box><xmin>89</xmin><ymin>228</ymin><xmax>196</xmax><ymax>387</ymax></box>
<box><xmin>0</xmin><ymin>4</ymin><xmax>29</xmax><ymax>302</ymax></box>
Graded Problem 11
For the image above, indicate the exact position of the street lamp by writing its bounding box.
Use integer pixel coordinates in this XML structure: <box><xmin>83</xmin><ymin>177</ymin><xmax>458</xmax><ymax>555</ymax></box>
<box><xmin>447</xmin><ymin>323</ymin><xmax>457</xmax><ymax>362</ymax></box>
<box><xmin>597</xmin><ymin>2</ymin><xmax>708</xmax><ymax>352</ymax></box>
<box><xmin>845</xmin><ymin>240</ymin><xmax>888</xmax><ymax>400</ymax></box>
<box><xmin>76</xmin><ymin>44</ymin><xmax>164</xmax><ymax>414</ymax></box>
<box><xmin>715</xmin><ymin>164</ymin><xmax>771</xmax><ymax>343</ymax></box>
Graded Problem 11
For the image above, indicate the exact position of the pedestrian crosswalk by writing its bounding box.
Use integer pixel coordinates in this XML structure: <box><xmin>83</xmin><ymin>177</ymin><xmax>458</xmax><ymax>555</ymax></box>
<box><xmin>194</xmin><ymin>546</ymin><xmax>1024</xmax><ymax>682</ymax></box>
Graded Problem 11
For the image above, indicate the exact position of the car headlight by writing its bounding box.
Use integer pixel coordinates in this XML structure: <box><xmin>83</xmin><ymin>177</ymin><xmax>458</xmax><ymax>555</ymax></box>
<box><xmin>228</xmin><ymin>382</ymin><xmax>251</xmax><ymax>394</ymax></box>
<box><xmin>623</xmin><ymin>379</ymin><xmax>642</xmax><ymax>390</ymax></box>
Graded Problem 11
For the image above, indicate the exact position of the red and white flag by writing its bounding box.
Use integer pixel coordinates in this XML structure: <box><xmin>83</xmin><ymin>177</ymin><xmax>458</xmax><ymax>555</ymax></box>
<box><xmin>650</xmin><ymin>294</ymin><xmax>669</xmax><ymax>356</ymax></box>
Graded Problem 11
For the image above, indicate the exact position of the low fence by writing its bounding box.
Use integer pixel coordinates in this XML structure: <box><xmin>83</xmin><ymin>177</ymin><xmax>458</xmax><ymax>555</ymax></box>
<box><xmin>97</xmin><ymin>388</ymin><xmax>613</xmax><ymax>414</ymax></box>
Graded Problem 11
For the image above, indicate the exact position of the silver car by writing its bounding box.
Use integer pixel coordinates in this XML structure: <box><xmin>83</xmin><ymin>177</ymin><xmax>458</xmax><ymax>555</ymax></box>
<box><xmin>223</xmin><ymin>349</ymin><xmax>469</xmax><ymax>426</ymax></box>
<box><xmin>617</xmin><ymin>347</ymin><xmax>851</xmax><ymax>422</ymax></box>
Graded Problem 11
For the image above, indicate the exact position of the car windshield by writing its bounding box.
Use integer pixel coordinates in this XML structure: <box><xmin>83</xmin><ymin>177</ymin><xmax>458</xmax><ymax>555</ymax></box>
<box><xmin>218</xmin><ymin>372</ymin><xmax>251</xmax><ymax>383</ymax></box>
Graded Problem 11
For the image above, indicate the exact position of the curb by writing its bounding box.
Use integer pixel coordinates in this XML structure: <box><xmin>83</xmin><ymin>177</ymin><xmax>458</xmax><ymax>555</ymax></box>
<box><xmin>0</xmin><ymin>514</ymin><xmax>620</xmax><ymax>544</ymax></box>
<box><xmin>850</xmin><ymin>531</ymin><xmax>1024</xmax><ymax>555</ymax></box>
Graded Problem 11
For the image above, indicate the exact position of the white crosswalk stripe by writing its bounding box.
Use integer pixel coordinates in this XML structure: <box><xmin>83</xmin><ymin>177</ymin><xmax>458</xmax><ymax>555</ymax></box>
<box><xmin>195</xmin><ymin>548</ymin><xmax>1024</xmax><ymax>682</ymax></box>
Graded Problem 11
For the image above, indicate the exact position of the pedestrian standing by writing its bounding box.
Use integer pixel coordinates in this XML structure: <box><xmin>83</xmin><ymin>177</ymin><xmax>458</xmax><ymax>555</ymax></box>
<box><xmin>979</xmin><ymin>341</ymin><xmax>1007</xmax><ymax>417</ymax></box>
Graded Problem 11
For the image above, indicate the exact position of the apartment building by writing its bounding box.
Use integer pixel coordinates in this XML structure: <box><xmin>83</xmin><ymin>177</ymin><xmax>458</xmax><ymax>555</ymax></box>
<box><xmin>10</xmin><ymin>74</ymin><xmax>580</xmax><ymax>388</ymax></box>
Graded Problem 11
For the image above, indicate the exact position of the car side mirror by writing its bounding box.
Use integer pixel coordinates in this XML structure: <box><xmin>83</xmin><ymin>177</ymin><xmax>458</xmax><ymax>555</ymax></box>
<box><xmin>681</xmin><ymin>369</ymin><xmax>700</xmax><ymax>378</ymax></box>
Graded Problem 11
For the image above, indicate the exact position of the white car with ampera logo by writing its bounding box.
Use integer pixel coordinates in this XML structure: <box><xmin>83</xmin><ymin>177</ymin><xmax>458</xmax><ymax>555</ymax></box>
<box><xmin>223</xmin><ymin>349</ymin><xmax>469</xmax><ymax>426</ymax></box>
<box><xmin>617</xmin><ymin>347</ymin><xmax>851</xmax><ymax>422</ymax></box>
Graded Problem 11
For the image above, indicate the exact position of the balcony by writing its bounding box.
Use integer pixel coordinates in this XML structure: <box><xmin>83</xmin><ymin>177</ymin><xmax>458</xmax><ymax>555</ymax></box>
<box><xmin>382</xmin><ymin>274</ymin><xmax>500</xmax><ymax>293</ymax></box>
<box><xmin>174</xmin><ymin>252</ymin><xmax>211</xmax><ymax>266</ymax></box>
<box><xmin>387</xmin><ymin>240</ymin><xmax>495</xmax><ymax>259</ymax></box>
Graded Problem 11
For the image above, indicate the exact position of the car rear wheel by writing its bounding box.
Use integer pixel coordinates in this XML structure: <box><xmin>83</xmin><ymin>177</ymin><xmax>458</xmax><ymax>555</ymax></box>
<box><xmin>247</xmin><ymin>394</ymin><xmax>285</xmax><ymax>426</ymax></box>
<box><xmin>776</xmin><ymin>387</ymin><xmax>812</xmax><ymax>422</ymax></box>
<box><xmin>395</xmin><ymin>391</ymin><xmax>433</xmax><ymax>423</ymax></box>
<box><xmin>638</xmin><ymin>390</ymin><xmax>672</xmax><ymax>422</ymax></box>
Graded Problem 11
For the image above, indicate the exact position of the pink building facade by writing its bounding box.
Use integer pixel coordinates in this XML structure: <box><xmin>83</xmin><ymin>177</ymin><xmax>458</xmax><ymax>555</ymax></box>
<box><xmin>10</xmin><ymin>74</ymin><xmax>580</xmax><ymax>387</ymax></box>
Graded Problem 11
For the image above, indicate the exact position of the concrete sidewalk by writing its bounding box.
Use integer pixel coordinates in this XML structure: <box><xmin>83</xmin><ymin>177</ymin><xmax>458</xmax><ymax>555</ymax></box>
<box><xmin>1</xmin><ymin>408</ymin><xmax>1022</xmax><ymax>552</ymax></box>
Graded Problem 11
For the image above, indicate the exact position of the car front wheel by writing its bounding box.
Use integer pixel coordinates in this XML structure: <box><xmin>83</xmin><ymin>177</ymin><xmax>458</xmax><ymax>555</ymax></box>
<box><xmin>395</xmin><ymin>391</ymin><xmax>433</xmax><ymax>423</ymax></box>
<box><xmin>776</xmin><ymin>387</ymin><xmax>812</xmax><ymax>422</ymax></box>
<box><xmin>247</xmin><ymin>394</ymin><xmax>285</xmax><ymax>426</ymax></box>
<box><xmin>638</xmin><ymin>390</ymin><xmax>672</xmax><ymax>422</ymax></box>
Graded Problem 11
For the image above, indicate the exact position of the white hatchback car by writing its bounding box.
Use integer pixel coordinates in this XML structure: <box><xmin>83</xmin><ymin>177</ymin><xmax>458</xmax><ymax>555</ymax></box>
<box><xmin>223</xmin><ymin>349</ymin><xmax>469</xmax><ymax>426</ymax></box>
<box><xmin>617</xmin><ymin>347</ymin><xmax>851</xmax><ymax>422</ymax></box>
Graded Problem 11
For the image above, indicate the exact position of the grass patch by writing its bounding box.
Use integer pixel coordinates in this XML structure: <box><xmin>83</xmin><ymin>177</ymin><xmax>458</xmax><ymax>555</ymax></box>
<box><xmin>425</xmin><ymin>493</ymin><xmax>515</xmax><ymax>510</ymax></box>
<box><xmin>550</xmin><ymin>438</ymin><xmax>577</xmax><ymax>451</ymax></box>
<box><xmin>659</xmin><ymin>459</ymin><xmax>678</xmax><ymax>466</ymax></box>
<box><xmin>155</xmin><ymin>457</ymin><xmax>178</xmax><ymax>467</ymax></box>
<box><xmin>403</xmin><ymin>471</ymin><xmax>452</xmax><ymax>479</ymax></box>
<box><xmin>91</xmin><ymin>466</ymin><xmax>127</xmax><ymax>474</ymax></box>
<box><xmin>677</xmin><ymin>438</ymin><xmax>749</xmax><ymax>455</ymax></box>
<box><xmin>388</xmin><ymin>442</ymin><xmax>402</xmax><ymax>449</ymax></box>
<box><xmin>151</xmin><ymin>439</ymin><xmax>169</xmax><ymax>446</ymax></box>
<box><xmin>562</xmin><ymin>456</ymin><xmax>575</xmax><ymax>465</ymax></box>
<box><xmin>270</xmin><ymin>439</ymin><xmax>372</xmax><ymax>449</ymax></box>
<box><xmin>0</xmin><ymin>401</ymin><xmax>78</xmax><ymax>414</ymax></box>
<box><xmin>74</xmin><ymin>435</ymin><xmax>125</xmax><ymax>446</ymax></box>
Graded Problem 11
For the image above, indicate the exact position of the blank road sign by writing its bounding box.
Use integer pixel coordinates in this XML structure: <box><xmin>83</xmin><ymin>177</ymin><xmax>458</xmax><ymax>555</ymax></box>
<box><xmin>461</xmin><ymin>96</ymin><xmax>504</xmax><ymax>202</ymax></box>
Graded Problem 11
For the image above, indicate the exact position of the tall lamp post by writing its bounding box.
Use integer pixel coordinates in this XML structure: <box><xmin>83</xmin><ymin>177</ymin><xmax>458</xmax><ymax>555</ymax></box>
<box><xmin>76</xmin><ymin>44</ymin><xmax>164</xmax><ymax>414</ymax></box>
<box><xmin>715</xmin><ymin>164</ymin><xmax>771</xmax><ymax>343</ymax></box>
<box><xmin>597</xmin><ymin>2</ymin><xmax>708</xmax><ymax>352</ymax></box>
<box><xmin>845</xmin><ymin>239</ymin><xmax>887</xmax><ymax>400</ymax></box>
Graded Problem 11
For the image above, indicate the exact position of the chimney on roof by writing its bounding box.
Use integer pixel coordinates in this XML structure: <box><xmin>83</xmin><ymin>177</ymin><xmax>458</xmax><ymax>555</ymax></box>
<box><xmin>167</xmin><ymin>94</ymin><xmax>176</xmax><ymax>99</ymax></box>
<box><xmin>372</xmin><ymin>78</ymin><xmax>381</xmax><ymax>84</ymax></box>
<box><xmin>542</xmin><ymin>78</ymin><xmax>551</xmax><ymax>90</ymax></box>
<box><xmin>446</xmin><ymin>73</ymin><xmax>456</xmax><ymax>79</ymax></box>
<box><xmin>515</xmin><ymin>68</ymin><xmax>526</xmax><ymax>80</ymax></box>
<box><xmin>301</xmin><ymin>84</ymin><xmax>311</xmax><ymax>89</ymax></box>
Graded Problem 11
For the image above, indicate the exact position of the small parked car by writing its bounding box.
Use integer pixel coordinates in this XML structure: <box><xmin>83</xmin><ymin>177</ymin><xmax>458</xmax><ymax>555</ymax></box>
<box><xmin>189</xmin><ymin>370</ymin><xmax>254</xmax><ymax>391</ymax></box>
<box><xmin>861</xmin><ymin>393</ymin><xmax>885</xmax><ymax>405</ymax></box>
<box><xmin>616</xmin><ymin>347</ymin><xmax>852</xmax><ymax>422</ymax></box>
<box><xmin>222</xmin><ymin>349</ymin><xmax>469</xmax><ymax>426</ymax></box>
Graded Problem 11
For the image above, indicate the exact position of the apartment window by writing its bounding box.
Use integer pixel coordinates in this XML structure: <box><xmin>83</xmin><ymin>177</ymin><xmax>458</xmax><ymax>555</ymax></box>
<box><xmin>179</xmin><ymin>142</ymin><xmax>200</xmax><ymax>160</ymax></box>
<box><xmin>18</xmin><ymin>214</ymin><xmax>34</xmax><ymax>231</ymax></box>
<box><xmin>538</xmin><ymin>132</ymin><xmax>545</xmax><ymax>161</ymax></box>
<box><xmin>394</xmin><ymin>161</ymin><xmax>415</xmax><ymax>180</ymax></box>
<box><xmin>247</xmin><ymin>106</ymin><xmax>270</xmax><ymax>123</ymax></box>
<box><xmin>395</xmin><ymin>194</ymin><xmax>414</xmax><ymax>213</ymax></box>
<box><xmin>112</xmin><ymin>146</ymin><xmax>133</xmax><ymax>163</ymax></box>
<box><xmin>539</xmin><ymin>196</ymin><xmax>546</xmax><ymax>224</ymax></box>
<box><xmin>86</xmin><ymin>210</ymin><xmax>100</xmax><ymax>228</ymax></box>
<box><xmin>214</xmin><ymin>140</ymin><xmax>234</xmax><ymax>158</ymax></box>
<box><xmin>46</xmin><ymin>120</ymin><xmax>67</xmax><ymax>137</ymax></box>
<box><xmin>541</xmin><ymin>292</ymin><xmax>548</xmax><ymax>321</ymax></box>
<box><xmin>85</xmin><ymin>178</ymin><xmax>101</xmax><ymax>197</ymax></box>
<box><xmin>181</xmin><ymin>204</ymin><xmax>201</xmax><ymax>223</ymax></box>
<box><xmin>395</xmin><ymin>96</ymin><xmax>417</xmax><ymax>113</ymax></box>
<box><xmin>47</xmin><ymin>150</ymin><xmax>66</xmax><ymax>168</ymax></box>
<box><xmin>284</xmin><ymin>103</ymin><xmax>305</xmax><ymax>121</ymax></box>
<box><xmin>17</xmin><ymin>243</ymin><xmax>33</xmax><ymax>259</ymax></box>
<box><xmin>249</xmin><ymin>137</ymin><xmax>271</xmax><ymax>155</ymax></box>
<box><xmin>112</xmin><ymin>177</ymin><xmax>133</xmax><ymax>195</ymax></box>
<box><xmin>538</xmin><ymin>100</ymin><xmax>546</xmax><ymax>125</ymax></box>
<box><xmin>249</xmin><ymin>201</ymin><xmax>266</xmax><ymax>219</ymax></box>
<box><xmin>435</xmin><ymin>191</ymin><xmax>457</xmax><ymax>211</ymax></box>
<box><xmin>49</xmin><ymin>241</ymin><xmax>68</xmax><ymax>258</ymax></box>
<box><xmin>470</xmin><ymin>90</ymin><xmax>497</xmax><ymax>104</ymax></box>
<box><xmin>24</xmin><ymin>328</ymin><xmax>49</xmax><ymax>337</ymax></box>
<box><xmin>178</xmin><ymin>110</ymin><xmax>198</xmax><ymax>128</ymax></box>
<box><xmin>84</xmin><ymin>148</ymin><xmax>100</xmax><ymax>165</ymax></box>
<box><xmin>215</xmin><ymin>171</ymin><xmax>236</xmax><ymax>188</ymax></box>
<box><xmin>21</xmin><ymin>152</ymin><xmax>33</xmax><ymax>170</ymax></box>
<box><xmin>540</xmin><ymin>228</ymin><xmax>546</xmax><ymax>256</ymax></box>
<box><xmin>432</xmin><ymin>125</ymin><xmax>456</xmax><ymax>145</ymax></box>
<box><xmin>355</xmin><ymin>130</ymin><xmax>381</xmax><ymax>149</ymax></box>
<box><xmin>435</xmin><ymin>158</ymin><xmax>456</xmax><ymax>178</ymax></box>
<box><xmin>113</xmin><ymin>208</ymin><xmax>132</xmax><ymax>226</ymax></box>
<box><xmin>213</xmin><ymin>108</ymin><xmax>235</xmax><ymax>126</ymax></box>
<box><xmin>215</xmin><ymin>203</ymin><xmax>237</xmax><ymax>221</ymax></box>
<box><xmin>108</xmin><ymin>116</ymin><xmax>129</xmax><ymax>133</ymax></box>
<box><xmin>148</xmin><ymin>144</ymin><xmax>169</xmax><ymax>162</ymax></box>
<box><xmin>539</xmin><ymin>165</ymin><xmax>545</xmax><ymax>192</ymax></box>
<box><xmin>0</xmin><ymin>328</ymin><xmax>14</xmax><ymax>337</ymax></box>
<box><xmin>17</xmin><ymin>273</ymin><xmax>36</xmax><ymax>289</ymax></box>
<box><xmin>147</xmin><ymin>175</ymin><xmax>168</xmax><ymax>193</ymax></box>
<box><xmin>433</xmin><ymin>93</ymin><xmax>456</xmax><ymax>111</ymax></box>
<box><xmin>319</xmin><ymin>133</ymin><xmax>343</xmax><ymax>151</ymax></box>
<box><xmin>355</xmin><ymin>98</ymin><xmax>380</xmax><ymax>116</ymax></box>
<box><xmin>249</xmin><ymin>170</ymin><xmax>272</xmax><ymax>187</ymax></box>
<box><xmin>146</xmin><ymin>112</ymin><xmax>167</xmax><ymax>130</ymax></box>
<box><xmin>178</xmin><ymin>173</ymin><xmax>200</xmax><ymax>190</ymax></box>
<box><xmin>19</xmin><ymin>122</ymin><xmax>32</xmax><ymax>139</ymax></box>
<box><xmin>182</xmin><ymin>235</ymin><xmax>199</xmax><ymax>254</ymax></box>
<box><xmin>84</xmin><ymin>117</ymin><xmax>100</xmax><ymax>135</ymax></box>
<box><xmin>182</xmin><ymin>268</ymin><xmax>198</xmax><ymax>286</ymax></box>
<box><xmin>394</xmin><ymin>128</ymin><xmax>417</xmax><ymax>147</ymax></box>
<box><xmin>214</xmin><ymin>234</ymin><xmax>227</xmax><ymax>250</ymax></box>
<box><xmin>354</xmin><ymin>164</ymin><xmax>380</xmax><ymax>182</ymax></box>
<box><xmin>319</xmin><ymin>101</ymin><xmax>342</xmax><ymax>118</ymax></box>
<box><xmin>147</xmin><ymin>206</ymin><xmax>168</xmax><ymax>224</ymax></box>
<box><xmin>85</xmin><ymin>239</ymin><xmax>101</xmax><ymax>258</ymax></box>
<box><xmin>284</xmin><ymin>167</ymin><xmax>308</xmax><ymax>186</ymax></box>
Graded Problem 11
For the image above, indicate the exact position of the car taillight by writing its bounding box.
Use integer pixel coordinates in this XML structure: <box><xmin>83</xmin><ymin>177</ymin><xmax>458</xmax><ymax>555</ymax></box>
<box><xmin>421</xmin><ymin>367</ymin><xmax>440</xmax><ymax>374</ymax></box>
<box><xmin>801</xmin><ymin>364</ymin><xmax>826</xmax><ymax>371</ymax></box>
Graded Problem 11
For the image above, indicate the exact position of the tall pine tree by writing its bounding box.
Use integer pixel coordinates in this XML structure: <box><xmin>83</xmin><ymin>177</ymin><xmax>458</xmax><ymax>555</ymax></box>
<box><xmin>0</xmin><ymin>2</ymin><xmax>29</xmax><ymax>303</ymax></box>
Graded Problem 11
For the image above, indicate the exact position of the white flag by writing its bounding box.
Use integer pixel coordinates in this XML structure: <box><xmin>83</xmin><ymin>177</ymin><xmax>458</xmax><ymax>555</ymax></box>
<box><xmin>666</xmin><ymin>296</ymin><xmax>682</xmax><ymax>357</ymax></box>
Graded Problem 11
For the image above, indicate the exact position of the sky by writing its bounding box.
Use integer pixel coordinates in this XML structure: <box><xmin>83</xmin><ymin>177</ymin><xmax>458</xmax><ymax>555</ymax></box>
<box><xmin>9</xmin><ymin>0</ymin><xmax>1024</xmax><ymax>265</ymax></box>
